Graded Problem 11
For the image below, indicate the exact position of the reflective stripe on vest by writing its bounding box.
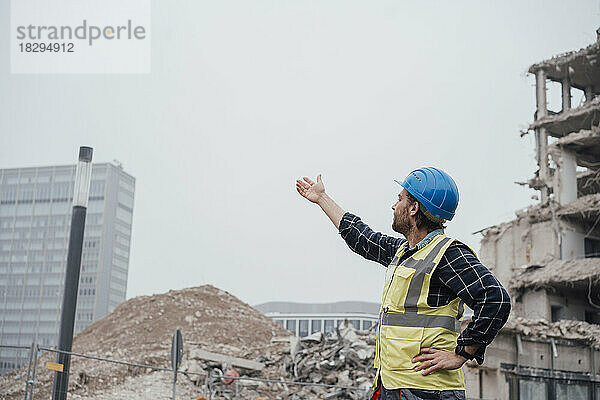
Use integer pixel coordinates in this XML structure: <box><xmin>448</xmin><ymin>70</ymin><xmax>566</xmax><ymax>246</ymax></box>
<box><xmin>374</xmin><ymin>234</ymin><xmax>466</xmax><ymax>391</ymax></box>
<box><xmin>381</xmin><ymin>311</ymin><xmax>460</xmax><ymax>332</ymax></box>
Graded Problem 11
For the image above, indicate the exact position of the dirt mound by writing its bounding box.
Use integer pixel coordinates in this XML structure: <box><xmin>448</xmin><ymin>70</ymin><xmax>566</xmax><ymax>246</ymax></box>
<box><xmin>76</xmin><ymin>284</ymin><xmax>287</xmax><ymax>358</ymax></box>
<box><xmin>0</xmin><ymin>285</ymin><xmax>290</xmax><ymax>399</ymax></box>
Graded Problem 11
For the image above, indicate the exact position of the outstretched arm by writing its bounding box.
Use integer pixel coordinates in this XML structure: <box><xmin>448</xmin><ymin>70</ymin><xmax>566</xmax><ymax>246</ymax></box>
<box><xmin>296</xmin><ymin>175</ymin><xmax>404</xmax><ymax>266</ymax></box>
<box><xmin>296</xmin><ymin>174</ymin><xmax>345</xmax><ymax>229</ymax></box>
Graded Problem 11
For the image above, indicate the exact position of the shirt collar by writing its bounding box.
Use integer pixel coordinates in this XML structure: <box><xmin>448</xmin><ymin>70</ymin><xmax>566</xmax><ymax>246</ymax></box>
<box><xmin>403</xmin><ymin>229</ymin><xmax>445</xmax><ymax>251</ymax></box>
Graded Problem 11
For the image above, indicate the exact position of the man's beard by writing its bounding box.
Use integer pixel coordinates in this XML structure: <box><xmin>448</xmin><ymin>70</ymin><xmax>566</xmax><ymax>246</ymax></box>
<box><xmin>392</xmin><ymin>206</ymin><xmax>411</xmax><ymax>236</ymax></box>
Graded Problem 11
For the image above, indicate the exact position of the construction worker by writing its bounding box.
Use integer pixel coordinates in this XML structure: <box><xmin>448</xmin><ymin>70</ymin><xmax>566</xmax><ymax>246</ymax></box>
<box><xmin>295</xmin><ymin>167</ymin><xmax>510</xmax><ymax>400</ymax></box>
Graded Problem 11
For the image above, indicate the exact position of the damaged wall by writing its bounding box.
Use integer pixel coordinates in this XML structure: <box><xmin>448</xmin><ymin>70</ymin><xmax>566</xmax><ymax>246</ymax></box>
<box><xmin>560</xmin><ymin>220</ymin><xmax>586</xmax><ymax>260</ymax></box>
<box><xmin>520</xmin><ymin>289</ymin><xmax>550</xmax><ymax>321</ymax></box>
<box><xmin>464</xmin><ymin>328</ymin><xmax>600</xmax><ymax>400</ymax></box>
<box><xmin>515</xmin><ymin>288</ymin><xmax>598</xmax><ymax>322</ymax></box>
<box><xmin>480</xmin><ymin>219</ymin><xmax>558</xmax><ymax>291</ymax></box>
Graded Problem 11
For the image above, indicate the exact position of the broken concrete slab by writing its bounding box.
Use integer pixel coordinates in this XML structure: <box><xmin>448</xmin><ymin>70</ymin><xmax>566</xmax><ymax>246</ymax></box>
<box><xmin>188</xmin><ymin>348</ymin><xmax>264</xmax><ymax>371</ymax></box>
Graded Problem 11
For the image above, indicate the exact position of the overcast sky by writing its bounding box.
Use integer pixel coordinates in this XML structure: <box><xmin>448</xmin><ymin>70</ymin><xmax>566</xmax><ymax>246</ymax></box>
<box><xmin>1</xmin><ymin>1</ymin><xmax>599</xmax><ymax>306</ymax></box>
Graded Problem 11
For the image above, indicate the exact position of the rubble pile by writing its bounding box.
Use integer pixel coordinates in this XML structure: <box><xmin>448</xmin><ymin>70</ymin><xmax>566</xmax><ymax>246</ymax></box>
<box><xmin>504</xmin><ymin>317</ymin><xmax>600</xmax><ymax>348</ymax></box>
<box><xmin>252</xmin><ymin>322</ymin><xmax>375</xmax><ymax>398</ymax></box>
<box><xmin>0</xmin><ymin>286</ymin><xmax>378</xmax><ymax>399</ymax></box>
<box><xmin>175</xmin><ymin>321</ymin><xmax>376</xmax><ymax>399</ymax></box>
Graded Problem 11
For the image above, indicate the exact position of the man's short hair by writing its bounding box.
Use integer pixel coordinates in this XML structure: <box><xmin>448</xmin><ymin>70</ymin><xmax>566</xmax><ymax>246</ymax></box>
<box><xmin>405</xmin><ymin>192</ymin><xmax>446</xmax><ymax>232</ymax></box>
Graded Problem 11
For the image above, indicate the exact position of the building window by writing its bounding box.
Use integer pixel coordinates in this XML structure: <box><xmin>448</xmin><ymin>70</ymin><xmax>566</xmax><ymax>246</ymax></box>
<box><xmin>584</xmin><ymin>238</ymin><xmax>600</xmax><ymax>258</ymax></box>
<box><xmin>324</xmin><ymin>320</ymin><xmax>334</xmax><ymax>334</ymax></box>
<box><xmin>311</xmin><ymin>320</ymin><xmax>321</xmax><ymax>334</ymax></box>
<box><xmin>298</xmin><ymin>320</ymin><xmax>309</xmax><ymax>337</ymax></box>
<box><xmin>35</xmin><ymin>184</ymin><xmax>51</xmax><ymax>201</ymax></box>
<box><xmin>518</xmin><ymin>379</ymin><xmax>547</xmax><ymax>400</ymax></box>
<box><xmin>286</xmin><ymin>320</ymin><xmax>296</xmax><ymax>335</ymax></box>
<box><xmin>362</xmin><ymin>320</ymin><xmax>373</xmax><ymax>330</ymax></box>
<box><xmin>275</xmin><ymin>320</ymin><xmax>283</xmax><ymax>327</ymax></box>
<box><xmin>585</xmin><ymin>310</ymin><xmax>600</xmax><ymax>324</ymax></box>
<box><xmin>348</xmin><ymin>319</ymin><xmax>360</xmax><ymax>330</ymax></box>
<box><xmin>556</xmin><ymin>382</ymin><xmax>589</xmax><ymax>400</ymax></box>
<box><xmin>551</xmin><ymin>305</ymin><xmax>564</xmax><ymax>322</ymax></box>
<box><xmin>90</xmin><ymin>181</ymin><xmax>105</xmax><ymax>197</ymax></box>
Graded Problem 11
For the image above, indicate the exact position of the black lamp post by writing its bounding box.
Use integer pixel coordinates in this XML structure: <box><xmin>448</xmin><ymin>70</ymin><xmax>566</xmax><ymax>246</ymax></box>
<box><xmin>52</xmin><ymin>147</ymin><xmax>93</xmax><ymax>400</ymax></box>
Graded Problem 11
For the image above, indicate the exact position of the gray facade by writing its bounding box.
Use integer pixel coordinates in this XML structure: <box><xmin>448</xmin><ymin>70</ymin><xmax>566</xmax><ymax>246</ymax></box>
<box><xmin>0</xmin><ymin>163</ymin><xmax>135</xmax><ymax>374</ymax></box>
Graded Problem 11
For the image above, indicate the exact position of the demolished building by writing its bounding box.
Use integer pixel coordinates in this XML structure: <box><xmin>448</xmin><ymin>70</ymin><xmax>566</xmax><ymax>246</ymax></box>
<box><xmin>464</xmin><ymin>28</ymin><xmax>600</xmax><ymax>400</ymax></box>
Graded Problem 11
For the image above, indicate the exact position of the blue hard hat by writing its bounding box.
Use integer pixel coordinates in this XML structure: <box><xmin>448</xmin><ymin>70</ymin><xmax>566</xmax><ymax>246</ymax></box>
<box><xmin>394</xmin><ymin>167</ymin><xmax>459</xmax><ymax>221</ymax></box>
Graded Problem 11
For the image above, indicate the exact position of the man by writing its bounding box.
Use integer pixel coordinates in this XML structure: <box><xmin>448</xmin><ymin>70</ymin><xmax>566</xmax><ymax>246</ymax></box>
<box><xmin>295</xmin><ymin>167</ymin><xmax>510</xmax><ymax>400</ymax></box>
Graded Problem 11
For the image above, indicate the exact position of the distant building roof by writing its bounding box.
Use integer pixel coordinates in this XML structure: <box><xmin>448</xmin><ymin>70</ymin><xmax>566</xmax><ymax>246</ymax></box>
<box><xmin>253</xmin><ymin>301</ymin><xmax>380</xmax><ymax>315</ymax></box>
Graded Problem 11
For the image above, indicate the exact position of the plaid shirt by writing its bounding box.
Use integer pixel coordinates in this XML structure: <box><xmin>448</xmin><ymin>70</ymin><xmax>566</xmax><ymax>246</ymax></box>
<box><xmin>339</xmin><ymin>212</ymin><xmax>510</xmax><ymax>364</ymax></box>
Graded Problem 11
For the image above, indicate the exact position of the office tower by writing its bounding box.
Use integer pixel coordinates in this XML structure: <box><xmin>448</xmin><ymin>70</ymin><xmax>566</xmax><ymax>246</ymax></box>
<box><xmin>0</xmin><ymin>162</ymin><xmax>135</xmax><ymax>373</ymax></box>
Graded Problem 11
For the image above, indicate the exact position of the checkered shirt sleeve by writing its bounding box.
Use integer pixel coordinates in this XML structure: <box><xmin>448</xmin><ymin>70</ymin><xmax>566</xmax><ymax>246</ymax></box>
<box><xmin>338</xmin><ymin>212</ymin><xmax>405</xmax><ymax>266</ymax></box>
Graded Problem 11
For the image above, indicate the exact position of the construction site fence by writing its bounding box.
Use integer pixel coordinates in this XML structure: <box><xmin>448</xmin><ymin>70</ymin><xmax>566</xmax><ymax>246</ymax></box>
<box><xmin>1</xmin><ymin>343</ymin><xmax>372</xmax><ymax>400</ymax></box>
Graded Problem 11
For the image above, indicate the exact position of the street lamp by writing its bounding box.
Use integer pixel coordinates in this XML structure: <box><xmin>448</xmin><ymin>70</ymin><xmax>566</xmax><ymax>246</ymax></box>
<box><xmin>52</xmin><ymin>146</ymin><xmax>93</xmax><ymax>400</ymax></box>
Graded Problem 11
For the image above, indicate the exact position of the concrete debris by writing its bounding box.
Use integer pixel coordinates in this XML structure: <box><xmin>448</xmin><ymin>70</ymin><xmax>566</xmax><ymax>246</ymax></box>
<box><xmin>528</xmin><ymin>40</ymin><xmax>599</xmax><ymax>74</ymax></box>
<box><xmin>552</xmin><ymin>126</ymin><xmax>600</xmax><ymax>147</ymax></box>
<box><xmin>577</xmin><ymin>168</ymin><xmax>600</xmax><ymax>196</ymax></box>
<box><xmin>301</xmin><ymin>331</ymin><xmax>324</xmax><ymax>343</ymax></box>
<box><xmin>528</xmin><ymin>97</ymin><xmax>600</xmax><ymax>137</ymax></box>
<box><xmin>480</xmin><ymin>192</ymin><xmax>600</xmax><ymax>234</ymax></box>
<box><xmin>555</xmin><ymin>193</ymin><xmax>600</xmax><ymax>218</ymax></box>
<box><xmin>243</xmin><ymin>321</ymin><xmax>376</xmax><ymax>399</ymax></box>
<box><xmin>503</xmin><ymin>317</ymin><xmax>600</xmax><ymax>349</ymax></box>
<box><xmin>0</xmin><ymin>286</ymin><xmax>376</xmax><ymax>400</ymax></box>
<box><xmin>511</xmin><ymin>257</ymin><xmax>600</xmax><ymax>290</ymax></box>
<box><xmin>477</xmin><ymin>201</ymin><xmax>556</xmax><ymax>233</ymax></box>
<box><xmin>186</xmin><ymin>348</ymin><xmax>264</xmax><ymax>371</ymax></box>
<box><xmin>514</xmin><ymin>200</ymin><xmax>556</xmax><ymax>223</ymax></box>
<box><xmin>549</xmin><ymin>128</ymin><xmax>600</xmax><ymax>169</ymax></box>
<box><xmin>289</xmin><ymin>336</ymin><xmax>301</xmax><ymax>359</ymax></box>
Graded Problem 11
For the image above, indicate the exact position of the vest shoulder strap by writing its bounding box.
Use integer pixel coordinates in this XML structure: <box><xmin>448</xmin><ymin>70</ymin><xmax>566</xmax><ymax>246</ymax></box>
<box><xmin>427</xmin><ymin>236</ymin><xmax>478</xmax><ymax>276</ymax></box>
<box><xmin>390</xmin><ymin>242</ymin><xmax>407</xmax><ymax>266</ymax></box>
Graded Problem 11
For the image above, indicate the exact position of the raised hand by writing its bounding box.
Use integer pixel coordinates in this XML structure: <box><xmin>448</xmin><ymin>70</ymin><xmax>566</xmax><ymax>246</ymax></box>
<box><xmin>296</xmin><ymin>174</ymin><xmax>325</xmax><ymax>204</ymax></box>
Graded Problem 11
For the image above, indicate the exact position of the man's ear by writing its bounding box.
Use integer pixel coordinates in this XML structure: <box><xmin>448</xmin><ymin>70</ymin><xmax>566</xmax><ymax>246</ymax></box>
<box><xmin>409</xmin><ymin>200</ymin><xmax>419</xmax><ymax>217</ymax></box>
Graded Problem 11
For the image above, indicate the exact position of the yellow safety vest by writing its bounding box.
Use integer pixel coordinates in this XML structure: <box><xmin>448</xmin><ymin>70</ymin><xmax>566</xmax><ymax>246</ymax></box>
<box><xmin>374</xmin><ymin>234</ymin><xmax>466</xmax><ymax>391</ymax></box>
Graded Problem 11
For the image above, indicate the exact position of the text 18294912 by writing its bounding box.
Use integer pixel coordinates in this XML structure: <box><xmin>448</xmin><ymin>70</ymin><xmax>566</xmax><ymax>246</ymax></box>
<box><xmin>18</xmin><ymin>43</ymin><xmax>74</xmax><ymax>53</ymax></box>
